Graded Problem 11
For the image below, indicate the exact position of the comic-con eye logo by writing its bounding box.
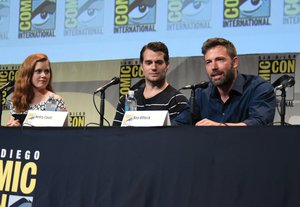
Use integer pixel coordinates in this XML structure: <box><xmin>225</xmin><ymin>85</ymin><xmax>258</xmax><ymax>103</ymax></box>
<box><xmin>224</xmin><ymin>0</ymin><xmax>269</xmax><ymax>18</ymax></box>
<box><xmin>114</xmin><ymin>0</ymin><xmax>156</xmax><ymax>33</ymax></box>
<box><xmin>223</xmin><ymin>0</ymin><xmax>270</xmax><ymax>27</ymax></box>
<box><xmin>168</xmin><ymin>0</ymin><xmax>209</xmax><ymax>22</ymax></box>
<box><xmin>115</xmin><ymin>0</ymin><xmax>156</xmax><ymax>25</ymax></box>
<box><xmin>0</xmin><ymin>3</ymin><xmax>10</xmax><ymax>25</ymax></box>
<box><xmin>19</xmin><ymin>0</ymin><xmax>56</xmax><ymax>31</ymax></box>
<box><xmin>240</xmin><ymin>0</ymin><xmax>265</xmax><ymax>17</ymax></box>
<box><xmin>167</xmin><ymin>0</ymin><xmax>211</xmax><ymax>30</ymax></box>
<box><xmin>0</xmin><ymin>1</ymin><xmax>10</xmax><ymax>39</ymax></box>
<box><xmin>65</xmin><ymin>0</ymin><xmax>104</xmax><ymax>31</ymax></box>
<box><xmin>19</xmin><ymin>0</ymin><xmax>56</xmax><ymax>38</ymax></box>
<box><xmin>284</xmin><ymin>0</ymin><xmax>300</xmax><ymax>16</ymax></box>
<box><xmin>181</xmin><ymin>0</ymin><xmax>207</xmax><ymax>16</ymax></box>
<box><xmin>128</xmin><ymin>0</ymin><xmax>156</xmax><ymax>24</ymax></box>
<box><xmin>283</xmin><ymin>0</ymin><xmax>300</xmax><ymax>24</ymax></box>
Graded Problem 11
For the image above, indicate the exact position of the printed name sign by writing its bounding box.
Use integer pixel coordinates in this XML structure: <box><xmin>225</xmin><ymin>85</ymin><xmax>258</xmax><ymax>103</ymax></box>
<box><xmin>23</xmin><ymin>110</ymin><xmax>68</xmax><ymax>127</ymax></box>
<box><xmin>121</xmin><ymin>110</ymin><xmax>171</xmax><ymax>127</ymax></box>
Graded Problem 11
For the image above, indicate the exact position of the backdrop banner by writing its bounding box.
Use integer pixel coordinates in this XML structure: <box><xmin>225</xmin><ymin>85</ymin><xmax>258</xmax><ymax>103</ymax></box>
<box><xmin>1</xmin><ymin>54</ymin><xmax>299</xmax><ymax>126</ymax></box>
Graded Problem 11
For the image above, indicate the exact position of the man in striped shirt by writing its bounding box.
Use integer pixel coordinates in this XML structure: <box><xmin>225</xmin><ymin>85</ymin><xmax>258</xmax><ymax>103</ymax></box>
<box><xmin>113</xmin><ymin>42</ymin><xmax>189</xmax><ymax>126</ymax></box>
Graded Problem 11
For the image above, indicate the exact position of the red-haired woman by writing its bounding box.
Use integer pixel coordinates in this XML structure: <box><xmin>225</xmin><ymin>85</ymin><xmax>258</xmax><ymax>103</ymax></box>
<box><xmin>6</xmin><ymin>53</ymin><xmax>66</xmax><ymax>127</ymax></box>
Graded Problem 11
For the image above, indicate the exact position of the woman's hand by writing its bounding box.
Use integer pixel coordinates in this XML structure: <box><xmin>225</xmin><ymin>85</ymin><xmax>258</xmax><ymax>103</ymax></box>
<box><xmin>6</xmin><ymin>116</ymin><xmax>22</xmax><ymax>127</ymax></box>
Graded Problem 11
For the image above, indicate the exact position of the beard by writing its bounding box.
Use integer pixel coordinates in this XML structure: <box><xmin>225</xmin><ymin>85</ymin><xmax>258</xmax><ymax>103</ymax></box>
<box><xmin>209</xmin><ymin>65</ymin><xmax>235</xmax><ymax>87</ymax></box>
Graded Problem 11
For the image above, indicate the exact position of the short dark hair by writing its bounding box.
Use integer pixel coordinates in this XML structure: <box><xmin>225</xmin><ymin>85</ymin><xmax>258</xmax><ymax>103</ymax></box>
<box><xmin>201</xmin><ymin>37</ymin><xmax>237</xmax><ymax>59</ymax></box>
<box><xmin>140</xmin><ymin>41</ymin><xmax>169</xmax><ymax>64</ymax></box>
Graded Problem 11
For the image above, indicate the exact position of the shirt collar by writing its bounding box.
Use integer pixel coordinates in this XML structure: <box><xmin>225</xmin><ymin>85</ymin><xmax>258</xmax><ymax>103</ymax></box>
<box><xmin>231</xmin><ymin>73</ymin><xmax>244</xmax><ymax>95</ymax></box>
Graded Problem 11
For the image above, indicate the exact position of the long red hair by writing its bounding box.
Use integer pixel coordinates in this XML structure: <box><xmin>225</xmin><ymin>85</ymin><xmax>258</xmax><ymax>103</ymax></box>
<box><xmin>11</xmin><ymin>54</ymin><xmax>54</xmax><ymax>112</ymax></box>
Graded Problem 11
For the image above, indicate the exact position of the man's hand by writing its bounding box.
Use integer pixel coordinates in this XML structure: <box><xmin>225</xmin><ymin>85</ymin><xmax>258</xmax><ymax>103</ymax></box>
<box><xmin>195</xmin><ymin>118</ymin><xmax>222</xmax><ymax>126</ymax></box>
<box><xmin>195</xmin><ymin>118</ymin><xmax>247</xmax><ymax>126</ymax></box>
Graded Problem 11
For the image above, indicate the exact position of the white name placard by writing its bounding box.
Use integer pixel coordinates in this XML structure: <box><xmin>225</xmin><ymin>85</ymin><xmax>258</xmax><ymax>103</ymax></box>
<box><xmin>23</xmin><ymin>110</ymin><xmax>68</xmax><ymax>127</ymax></box>
<box><xmin>121</xmin><ymin>110</ymin><xmax>171</xmax><ymax>127</ymax></box>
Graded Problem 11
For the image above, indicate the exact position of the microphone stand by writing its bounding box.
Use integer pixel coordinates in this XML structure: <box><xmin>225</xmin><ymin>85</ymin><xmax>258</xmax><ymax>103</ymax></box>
<box><xmin>181</xmin><ymin>81</ymin><xmax>208</xmax><ymax>124</ymax></box>
<box><xmin>280</xmin><ymin>87</ymin><xmax>287</xmax><ymax>126</ymax></box>
<box><xmin>99</xmin><ymin>90</ymin><xmax>105</xmax><ymax>127</ymax></box>
<box><xmin>94</xmin><ymin>78</ymin><xmax>120</xmax><ymax>127</ymax></box>
<box><xmin>190</xmin><ymin>86</ymin><xmax>196</xmax><ymax>124</ymax></box>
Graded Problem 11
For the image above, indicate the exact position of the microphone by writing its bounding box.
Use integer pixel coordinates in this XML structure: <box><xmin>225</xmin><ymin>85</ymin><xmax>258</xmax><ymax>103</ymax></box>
<box><xmin>272</xmin><ymin>75</ymin><xmax>295</xmax><ymax>90</ymax></box>
<box><xmin>180</xmin><ymin>81</ymin><xmax>209</xmax><ymax>90</ymax></box>
<box><xmin>0</xmin><ymin>80</ymin><xmax>14</xmax><ymax>91</ymax></box>
<box><xmin>94</xmin><ymin>77</ymin><xmax>120</xmax><ymax>94</ymax></box>
<box><xmin>130</xmin><ymin>78</ymin><xmax>145</xmax><ymax>91</ymax></box>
